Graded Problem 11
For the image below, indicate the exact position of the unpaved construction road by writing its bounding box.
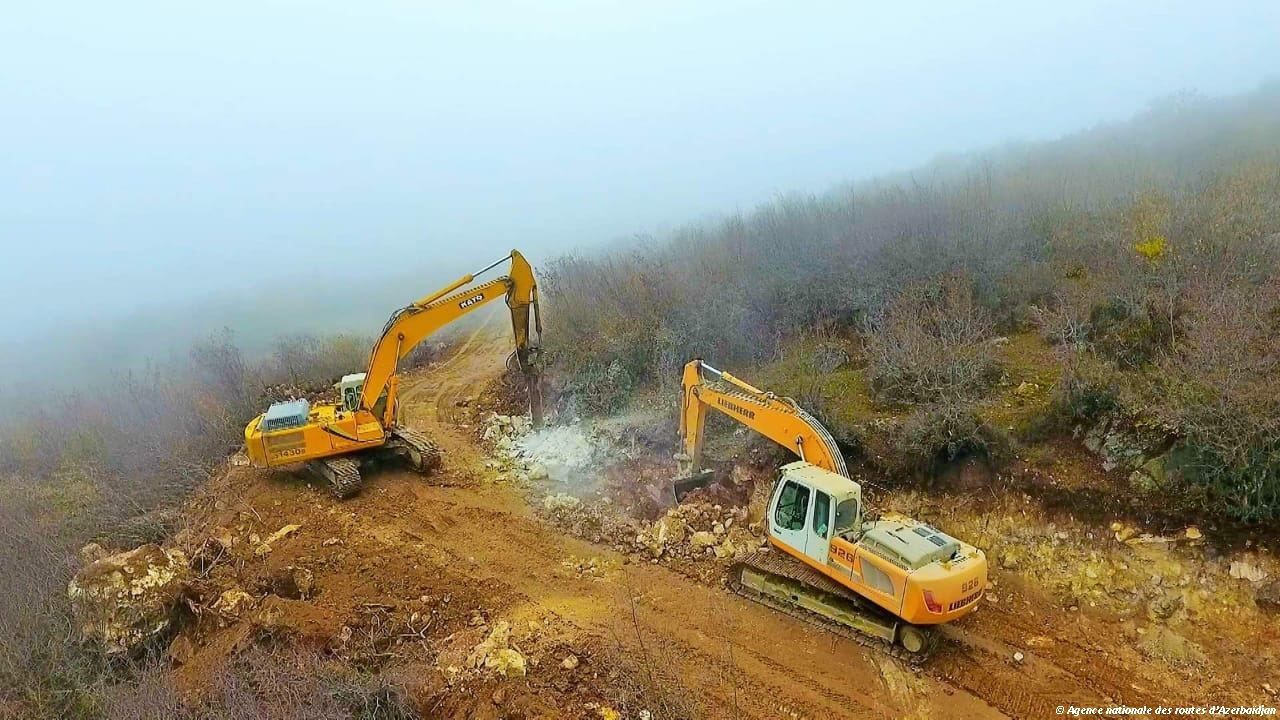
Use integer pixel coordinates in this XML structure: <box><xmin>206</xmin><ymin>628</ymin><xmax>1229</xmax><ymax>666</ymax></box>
<box><xmin>181</xmin><ymin>315</ymin><xmax>1277</xmax><ymax>719</ymax></box>
<box><xmin>397</xmin><ymin>325</ymin><xmax>1056</xmax><ymax>718</ymax></box>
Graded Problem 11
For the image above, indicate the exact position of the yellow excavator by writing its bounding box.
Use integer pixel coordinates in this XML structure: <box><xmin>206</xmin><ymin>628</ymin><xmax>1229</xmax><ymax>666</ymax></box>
<box><xmin>244</xmin><ymin>250</ymin><xmax>543</xmax><ymax>498</ymax></box>
<box><xmin>673</xmin><ymin>359</ymin><xmax>986</xmax><ymax>658</ymax></box>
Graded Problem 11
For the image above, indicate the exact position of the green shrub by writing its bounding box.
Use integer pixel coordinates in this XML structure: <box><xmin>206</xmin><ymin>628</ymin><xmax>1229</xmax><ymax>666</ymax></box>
<box><xmin>1086</xmin><ymin>299</ymin><xmax>1169</xmax><ymax>368</ymax></box>
<box><xmin>878</xmin><ymin>399</ymin><xmax>1011</xmax><ymax>476</ymax></box>
<box><xmin>561</xmin><ymin>358</ymin><xmax>635</xmax><ymax>417</ymax></box>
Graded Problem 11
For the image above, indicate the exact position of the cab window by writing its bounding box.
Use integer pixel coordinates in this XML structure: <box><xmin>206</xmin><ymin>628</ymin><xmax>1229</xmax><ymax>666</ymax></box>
<box><xmin>774</xmin><ymin>481</ymin><xmax>810</xmax><ymax>532</ymax></box>
<box><xmin>812</xmin><ymin>491</ymin><xmax>831</xmax><ymax>539</ymax></box>
<box><xmin>834</xmin><ymin>498</ymin><xmax>861</xmax><ymax>535</ymax></box>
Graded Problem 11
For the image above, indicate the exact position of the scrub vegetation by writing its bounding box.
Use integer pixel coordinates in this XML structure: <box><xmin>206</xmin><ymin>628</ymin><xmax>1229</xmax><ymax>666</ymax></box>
<box><xmin>0</xmin><ymin>332</ymin><xmax>379</xmax><ymax>718</ymax></box>
<box><xmin>2</xmin><ymin>84</ymin><xmax>1280</xmax><ymax>718</ymax></box>
<box><xmin>544</xmin><ymin>83</ymin><xmax>1280</xmax><ymax>521</ymax></box>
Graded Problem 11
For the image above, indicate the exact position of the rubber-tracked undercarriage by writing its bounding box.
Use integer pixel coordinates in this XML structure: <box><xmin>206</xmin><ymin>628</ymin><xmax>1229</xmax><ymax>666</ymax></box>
<box><xmin>729</xmin><ymin>550</ymin><xmax>937</xmax><ymax>664</ymax></box>
<box><xmin>306</xmin><ymin>428</ymin><xmax>442</xmax><ymax>498</ymax></box>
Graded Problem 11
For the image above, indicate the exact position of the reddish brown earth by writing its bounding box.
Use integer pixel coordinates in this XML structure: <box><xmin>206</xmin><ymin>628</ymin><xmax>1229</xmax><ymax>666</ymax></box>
<box><xmin>167</xmin><ymin>317</ymin><xmax>1280</xmax><ymax>719</ymax></box>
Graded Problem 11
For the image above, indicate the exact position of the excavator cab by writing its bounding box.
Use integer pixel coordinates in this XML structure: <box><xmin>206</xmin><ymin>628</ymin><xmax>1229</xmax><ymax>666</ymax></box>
<box><xmin>768</xmin><ymin>461</ymin><xmax>863</xmax><ymax>570</ymax></box>
<box><xmin>337</xmin><ymin>373</ymin><xmax>366</xmax><ymax>413</ymax></box>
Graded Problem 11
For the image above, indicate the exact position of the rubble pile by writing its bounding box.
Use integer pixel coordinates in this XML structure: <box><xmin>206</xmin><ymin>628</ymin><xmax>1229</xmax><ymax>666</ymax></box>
<box><xmin>539</xmin><ymin>494</ymin><xmax>642</xmax><ymax>547</ymax></box>
<box><xmin>538</xmin><ymin>493</ymin><xmax>764</xmax><ymax>566</ymax></box>
<box><xmin>484</xmin><ymin>414</ymin><xmax>765</xmax><ymax>569</ymax></box>
<box><xmin>632</xmin><ymin>502</ymin><xmax>762</xmax><ymax>561</ymax></box>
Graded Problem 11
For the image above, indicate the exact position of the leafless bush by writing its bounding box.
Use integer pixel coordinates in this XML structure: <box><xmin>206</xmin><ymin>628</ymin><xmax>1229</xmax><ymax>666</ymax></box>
<box><xmin>98</xmin><ymin>648</ymin><xmax>418</xmax><ymax>720</ymax></box>
<box><xmin>190</xmin><ymin>329</ymin><xmax>257</xmax><ymax>432</ymax></box>
<box><xmin>0</xmin><ymin>481</ymin><xmax>107</xmax><ymax>720</ymax></box>
<box><xmin>264</xmin><ymin>334</ymin><xmax>371</xmax><ymax>390</ymax></box>
<box><xmin>0</xmin><ymin>327</ymin><xmax>391</xmax><ymax>719</ymax></box>
<box><xmin>97</xmin><ymin>664</ymin><xmax>185</xmax><ymax>720</ymax></box>
<box><xmin>863</xmin><ymin>274</ymin><xmax>997</xmax><ymax>405</ymax></box>
<box><xmin>1142</xmin><ymin>274</ymin><xmax>1280</xmax><ymax>519</ymax></box>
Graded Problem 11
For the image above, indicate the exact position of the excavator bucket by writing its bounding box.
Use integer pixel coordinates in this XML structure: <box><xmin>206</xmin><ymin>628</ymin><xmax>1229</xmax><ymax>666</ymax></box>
<box><xmin>671</xmin><ymin>469</ymin><xmax>716</xmax><ymax>504</ymax></box>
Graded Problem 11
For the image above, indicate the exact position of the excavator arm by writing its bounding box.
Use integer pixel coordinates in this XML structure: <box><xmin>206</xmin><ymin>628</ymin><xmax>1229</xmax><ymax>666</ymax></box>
<box><xmin>676</xmin><ymin>359</ymin><xmax>848</xmax><ymax>481</ymax></box>
<box><xmin>359</xmin><ymin>250</ymin><xmax>544</xmax><ymax>426</ymax></box>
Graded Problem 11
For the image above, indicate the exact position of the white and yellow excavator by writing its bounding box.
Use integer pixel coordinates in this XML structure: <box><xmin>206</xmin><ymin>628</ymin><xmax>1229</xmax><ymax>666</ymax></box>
<box><xmin>244</xmin><ymin>251</ymin><xmax>543</xmax><ymax>498</ymax></box>
<box><xmin>673</xmin><ymin>359</ymin><xmax>987</xmax><ymax>658</ymax></box>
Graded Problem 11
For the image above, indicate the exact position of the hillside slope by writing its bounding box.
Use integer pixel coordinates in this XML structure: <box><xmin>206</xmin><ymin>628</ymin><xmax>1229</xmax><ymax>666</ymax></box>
<box><xmin>131</xmin><ymin>323</ymin><xmax>1279</xmax><ymax>719</ymax></box>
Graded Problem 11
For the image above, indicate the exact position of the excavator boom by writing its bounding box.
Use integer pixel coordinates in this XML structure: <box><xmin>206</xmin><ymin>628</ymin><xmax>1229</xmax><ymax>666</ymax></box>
<box><xmin>677</xmin><ymin>359</ymin><xmax>847</xmax><ymax>481</ymax></box>
<box><xmin>359</xmin><ymin>251</ymin><xmax>543</xmax><ymax>423</ymax></box>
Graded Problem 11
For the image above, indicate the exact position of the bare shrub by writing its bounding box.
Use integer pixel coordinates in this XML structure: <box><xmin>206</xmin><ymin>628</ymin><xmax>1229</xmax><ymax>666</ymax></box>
<box><xmin>97</xmin><ymin>664</ymin><xmax>185</xmax><ymax>720</ymax></box>
<box><xmin>98</xmin><ymin>648</ymin><xmax>418</xmax><ymax>720</ymax></box>
<box><xmin>190</xmin><ymin>329</ymin><xmax>257</xmax><ymax>432</ymax></box>
<box><xmin>0</xmin><ymin>327</ymin><xmax>396</xmax><ymax>719</ymax></box>
<box><xmin>0</xmin><ymin>482</ymin><xmax>106</xmax><ymax>720</ymax></box>
<box><xmin>879</xmin><ymin>399</ymin><xmax>1010</xmax><ymax>476</ymax></box>
<box><xmin>1048</xmin><ymin>351</ymin><xmax>1122</xmax><ymax>426</ymax></box>
<box><xmin>265</xmin><ymin>334</ymin><xmax>372</xmax><ymax>390</ymax></box>
<box><xmin>863</xmin><ymin>274</ymin><xmax>997</xmax><ymax>405</ymax></box>
<box><xmin>1142</xmin><ymin>274</ymin><xmax>1280</xmax><ymax>519</ymax></box>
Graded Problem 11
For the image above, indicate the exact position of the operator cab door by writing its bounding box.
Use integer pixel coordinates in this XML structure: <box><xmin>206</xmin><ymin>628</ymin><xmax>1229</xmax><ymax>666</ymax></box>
<box><xmin>806</xmin><ymin>489</ymin><xmax>834</xmax><ymax>567</ymax></box>
<box><xmin>769</xmin><ymin>476</ymin><xmax>812</xmax><ymax>559</ymax></box>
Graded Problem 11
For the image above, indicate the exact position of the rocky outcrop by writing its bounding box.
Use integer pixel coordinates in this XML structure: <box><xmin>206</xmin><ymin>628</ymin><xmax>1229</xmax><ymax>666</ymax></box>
<box><xmin>1078</xmin><ymin>414</ymin><xmax>1181</xmax><ymax>494</ymax></box>
<box><xmin>67</xmin><ymin>544</ymin><xmax>190</xmax><ymax>654</ymax></box>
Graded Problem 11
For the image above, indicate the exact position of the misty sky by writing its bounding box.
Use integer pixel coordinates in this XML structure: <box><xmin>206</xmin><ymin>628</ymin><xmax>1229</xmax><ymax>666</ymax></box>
<box><xmin>3</xmin><ymin>1</ymin><xmax>1278</xmax><ymax>339</ymax></box>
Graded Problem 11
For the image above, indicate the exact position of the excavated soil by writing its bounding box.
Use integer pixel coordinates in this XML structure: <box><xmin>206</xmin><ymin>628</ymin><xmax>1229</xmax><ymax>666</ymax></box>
<box><xmin>167</xmin><ymin>313</ymin><xmax>1280</xmax><ymax>719</ymax></box>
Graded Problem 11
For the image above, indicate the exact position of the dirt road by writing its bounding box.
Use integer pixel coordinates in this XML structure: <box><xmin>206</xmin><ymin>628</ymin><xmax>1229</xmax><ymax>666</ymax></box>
<box><xmin>392</xmin><ymin>317</ymin><xmax>996</xmax><ymax>719</ymax></box>
<box><xmin>180</xmin><ymin>315</ymin><xmax>1277</xmax><ymax>718</ymax></box>
<box><xmin>368</xmin><ymin>318</ymin><xmax>1144</xmax><ymax>718</ymax></box>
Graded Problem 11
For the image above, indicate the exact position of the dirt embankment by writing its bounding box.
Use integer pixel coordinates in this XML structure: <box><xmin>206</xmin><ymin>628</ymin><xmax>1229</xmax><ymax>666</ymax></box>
<box><xmin>145</xmin><ymin>317</ymin><xmax>1279</xmax><ymax>719</ymax></box>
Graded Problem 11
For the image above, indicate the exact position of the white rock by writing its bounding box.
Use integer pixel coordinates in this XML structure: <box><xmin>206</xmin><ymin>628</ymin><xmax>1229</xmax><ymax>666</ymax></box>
<box><xmin>689</xmin><ymin>531</ymin><xmax>718</xmax><ymax>551</ymax></box>
<box><xmin>67</xmin><ymin>545</ymin><xmax>190</xmax><ymax>654</ymax></box>
<box><xmin>714</xmin><ymin>538</ymin><xmax>737</xmax><ymax>559</ymax></box>
<box><xmin>486</xmin><ymin>648</ymin><xmax>526</xmax><ymax>678</ymax></box>
<box><xmin>542</xmin><ymin>494</ymin><xmax>581</xmax><ymax>512</ymax></box>
<box><xmin>1229</xmin><ymin>560</ymin><xmax>1268</xmax><ymax>583</ymax></box>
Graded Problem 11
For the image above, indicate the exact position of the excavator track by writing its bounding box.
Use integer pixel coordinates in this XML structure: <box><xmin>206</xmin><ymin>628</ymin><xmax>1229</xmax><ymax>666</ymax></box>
<box><xmin>728</xmin><ymin>550</ymin><xmax>937</xmax><ymax>665</ymax></box>
<box><xmin>384</xmin><ymin>428</ymin><xmax>443</xmax><ymax>474</ymax></box>
<box><xmin>307</xmin><ymin>456</ymin><xmax>363</xmax><ymax>499</ymax></box>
